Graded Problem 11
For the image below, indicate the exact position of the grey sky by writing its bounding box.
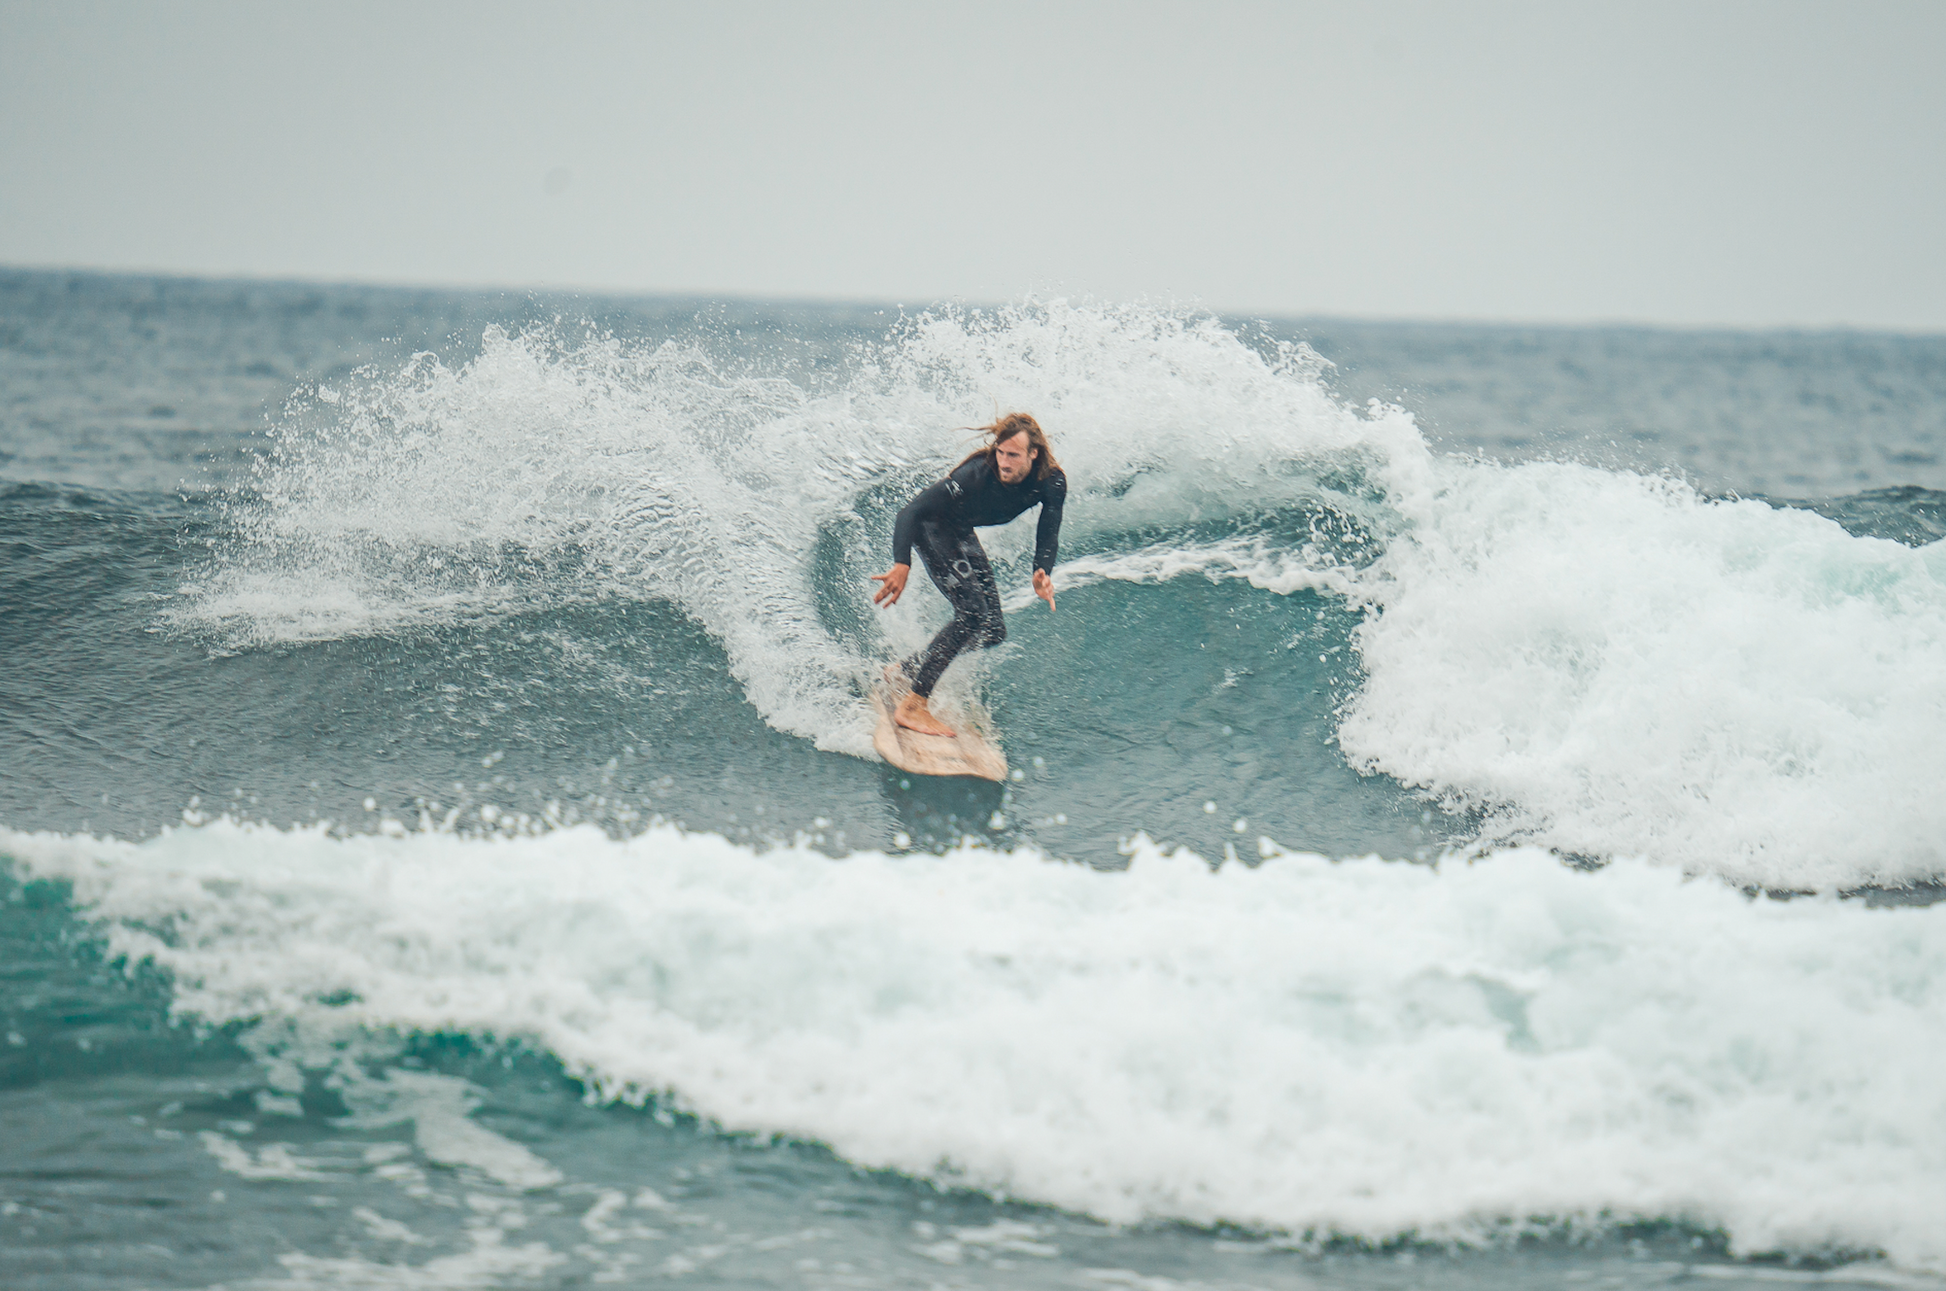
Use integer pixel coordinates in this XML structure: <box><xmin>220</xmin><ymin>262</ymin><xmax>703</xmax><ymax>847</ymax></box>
<box><xmin>3</xmin><ymin>0</ymin><xmax>1942</xmax><ymax>328</ymax></box>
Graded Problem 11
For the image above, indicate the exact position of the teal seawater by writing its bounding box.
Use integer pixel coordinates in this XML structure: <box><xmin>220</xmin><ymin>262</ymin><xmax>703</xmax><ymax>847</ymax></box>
<box><xmin>2</xmin><ymin>268</ymin><xmax>1944</xmax><ymax>1289</ymax></box>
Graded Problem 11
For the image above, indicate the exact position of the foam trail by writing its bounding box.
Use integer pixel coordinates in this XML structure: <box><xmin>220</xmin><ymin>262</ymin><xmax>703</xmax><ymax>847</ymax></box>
<box><xmin>6</xmin><ymin>822</ymin><xmax>1943</xmax><ymax>1271</ymax></box>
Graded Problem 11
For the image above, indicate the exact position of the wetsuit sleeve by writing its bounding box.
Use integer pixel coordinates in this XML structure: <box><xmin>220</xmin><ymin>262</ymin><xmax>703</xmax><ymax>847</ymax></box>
<box><xmin>891</xmin><ymin>477</ymin><xmax>955</xmax><ymax>567</ymax></box>
<box><xmin>1033</xmin><ymin>470</ymin><xmax>1067</xmax><ymax>574</ymax></box>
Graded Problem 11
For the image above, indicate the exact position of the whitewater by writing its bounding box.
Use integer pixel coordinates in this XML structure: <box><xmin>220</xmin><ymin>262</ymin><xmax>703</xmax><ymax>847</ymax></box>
<box><xmin>8</xmin><ymin>821</ymin><xmax>1945</xmax><ymax>1268</ymax></box>
<box><xmin>1</xmin><ymin>269</ymin><xmax>1942</xmax><ymax>1289</ymax></box>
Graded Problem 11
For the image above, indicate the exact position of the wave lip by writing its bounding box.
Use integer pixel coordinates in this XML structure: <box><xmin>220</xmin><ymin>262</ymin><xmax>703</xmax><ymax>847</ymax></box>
<box><xmin>6</xmin><ymin>820</ymin><xmax>1944</xmax><ymax>1272</ymax></box>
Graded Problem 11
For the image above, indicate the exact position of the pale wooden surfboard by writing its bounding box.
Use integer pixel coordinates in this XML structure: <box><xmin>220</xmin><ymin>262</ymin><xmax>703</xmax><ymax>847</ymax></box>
<box><xmin>871</xmin><ymin>669</ymin><xmax>1008</xmax><ymax>782</ymax></box>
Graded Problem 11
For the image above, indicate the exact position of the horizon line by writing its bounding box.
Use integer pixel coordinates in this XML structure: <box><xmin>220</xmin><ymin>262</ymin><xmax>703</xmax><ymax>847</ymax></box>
<box><xmin>5</xmin><ymin>259</ymin><xmax>1943</xmax><ymax>341</ymax></box>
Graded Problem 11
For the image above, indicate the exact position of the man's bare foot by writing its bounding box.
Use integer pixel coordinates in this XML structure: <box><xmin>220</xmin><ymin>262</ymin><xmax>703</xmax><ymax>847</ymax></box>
<box><xmin>894</xmin><ymin>693</ymin><xmax>956</xmax><ymax>737</ymax></box>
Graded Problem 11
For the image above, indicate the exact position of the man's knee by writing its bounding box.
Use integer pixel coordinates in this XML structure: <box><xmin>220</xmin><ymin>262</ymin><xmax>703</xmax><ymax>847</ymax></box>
<box><xmin>979</xmin><ymin>615</ymin><xmax>1007</xmax><ymax>648</ymax></box>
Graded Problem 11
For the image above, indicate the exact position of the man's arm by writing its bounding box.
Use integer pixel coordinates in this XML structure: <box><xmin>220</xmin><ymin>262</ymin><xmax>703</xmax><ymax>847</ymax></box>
<box><xmin>891</xmin><ymin>478</ymin><xmax>954</xmax><ymax>568</ymax></box>
<box><xmin>877</xmin><ymin>476</ymin><xmax>955</xmax><ymax>609</ymax></box>
<box><xmin>1031</xmin><ymin>471</ymin><xmax>1067</xmax><ymax>575</ymax></box>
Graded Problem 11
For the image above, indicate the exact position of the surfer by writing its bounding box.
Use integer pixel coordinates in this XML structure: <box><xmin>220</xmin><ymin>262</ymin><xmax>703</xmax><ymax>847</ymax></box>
<box><xmin>871</xmin><ymin>413</ymin><xmax>1066</xmax><ymax>737</ymax></box>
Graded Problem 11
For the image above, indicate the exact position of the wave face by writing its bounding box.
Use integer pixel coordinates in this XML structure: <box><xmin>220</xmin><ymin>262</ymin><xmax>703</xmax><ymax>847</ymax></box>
<box><xmin>8</xmin><ymin>822</ymin><xmax>1945</xmax><ymax>1272</ymax></box>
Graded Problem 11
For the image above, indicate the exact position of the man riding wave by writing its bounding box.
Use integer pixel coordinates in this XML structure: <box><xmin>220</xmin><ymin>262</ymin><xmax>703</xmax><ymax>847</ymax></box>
<box><xmin>871</xmin><ymin>413</ymin><xmax>1065</xmax><ymax>737</ymax></box>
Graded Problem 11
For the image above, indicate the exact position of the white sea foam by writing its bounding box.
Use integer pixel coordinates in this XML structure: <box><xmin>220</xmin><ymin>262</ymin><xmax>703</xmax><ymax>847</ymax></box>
<box><xmin>1338</xmin><ymin>460</ymin><xmax>1946</xmax><ymax>888</ymax></box>
<box><xmin>6</xmin><ymin>821</ymin><xmax>1942</xmax><ymax>1271</ymax></box>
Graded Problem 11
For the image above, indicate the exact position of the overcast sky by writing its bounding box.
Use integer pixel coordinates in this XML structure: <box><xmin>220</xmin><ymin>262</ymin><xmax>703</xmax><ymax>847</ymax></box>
<box><xmin>3</xmin><ymin>0</ymin><xmax>1942</xmax><ymax>329</ymax></box>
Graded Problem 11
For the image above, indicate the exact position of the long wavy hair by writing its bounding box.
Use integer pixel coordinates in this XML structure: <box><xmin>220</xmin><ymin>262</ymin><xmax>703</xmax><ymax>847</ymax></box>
<box><xmin>956</xmin><ymin>412</ymin><xmax>1060</xmax><ymax>481</ymax></box>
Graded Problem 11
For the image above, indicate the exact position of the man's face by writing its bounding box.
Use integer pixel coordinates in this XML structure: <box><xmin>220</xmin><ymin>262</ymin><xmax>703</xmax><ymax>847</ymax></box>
<box><xmin>994</xmin><ymin>432</ymin><xmax>1036</xmax><ymax>484</ymax></box>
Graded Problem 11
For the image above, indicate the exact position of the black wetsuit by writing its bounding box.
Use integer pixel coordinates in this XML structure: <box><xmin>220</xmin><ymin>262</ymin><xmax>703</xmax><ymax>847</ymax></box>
<box><xmin>891</xmin><ymin>453</ymin><xmax>1067</xmax><ymax>697</ymax></box>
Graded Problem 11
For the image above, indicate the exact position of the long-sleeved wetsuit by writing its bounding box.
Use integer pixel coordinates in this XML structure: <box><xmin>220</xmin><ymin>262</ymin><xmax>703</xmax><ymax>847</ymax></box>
<box><xmin>890</xmin><ymin>453</ymin><xmax>1067</xmax><ymax>697</ymax></box>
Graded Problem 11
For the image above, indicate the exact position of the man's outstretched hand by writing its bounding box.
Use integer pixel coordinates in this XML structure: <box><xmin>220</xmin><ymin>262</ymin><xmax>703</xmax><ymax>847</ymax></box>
<box><xmin>872</xmin><ymin>563</ymin><xmax>910</xmax><ymax>607</ymax></box>
<box><xmin>1034</xmin><ymin>568</ymin><xmax>1056</xmax><ymax>612</ymax></box>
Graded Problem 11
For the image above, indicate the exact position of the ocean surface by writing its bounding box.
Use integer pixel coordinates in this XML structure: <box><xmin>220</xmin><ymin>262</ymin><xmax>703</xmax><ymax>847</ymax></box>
<box><xmin>2</xmin><ymin>267</ymin><xmax>1943</xmax><ymax>1290</ymax></box>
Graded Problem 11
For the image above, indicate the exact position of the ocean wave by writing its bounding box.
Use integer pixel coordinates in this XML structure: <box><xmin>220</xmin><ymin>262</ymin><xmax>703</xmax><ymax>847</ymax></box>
<box><xmin>164</xmin><ymin>300</ymin><xmax>1946</xmax><ymax>884</ymax></box>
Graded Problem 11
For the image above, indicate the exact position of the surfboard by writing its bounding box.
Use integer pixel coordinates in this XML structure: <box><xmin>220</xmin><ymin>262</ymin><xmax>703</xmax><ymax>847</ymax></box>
<box><xmin>871</xmin><ymin>666</ymin><xmax>1008</xmax><ymax>781</ymax></box>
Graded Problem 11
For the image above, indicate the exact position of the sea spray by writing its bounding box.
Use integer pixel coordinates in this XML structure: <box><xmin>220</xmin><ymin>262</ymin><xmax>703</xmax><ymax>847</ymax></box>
<box><xmin>176</xmin><ymin>302</ymin><xmax>1415</xmax><ymax>758</ymax></box>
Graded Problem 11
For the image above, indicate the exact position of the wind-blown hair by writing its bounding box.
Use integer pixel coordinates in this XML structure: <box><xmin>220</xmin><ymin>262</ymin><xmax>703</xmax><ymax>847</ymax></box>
<box><xmin>957</xmin><ymin>412</ymin><xmax>1060</xmax><ymax>480</ymax></box>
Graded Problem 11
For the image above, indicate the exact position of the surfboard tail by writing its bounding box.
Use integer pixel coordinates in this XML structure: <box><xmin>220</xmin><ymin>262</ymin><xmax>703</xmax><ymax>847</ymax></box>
<box><xmin>870</xmin><ymin>676</ymin><xmax>1007</xmax><ymax>782</ymax></box>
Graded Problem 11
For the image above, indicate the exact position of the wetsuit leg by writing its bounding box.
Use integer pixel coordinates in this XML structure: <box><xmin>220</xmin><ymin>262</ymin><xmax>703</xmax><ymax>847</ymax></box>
<box><xmin>903</xmin><ymin>520</ymin><xmax>1006</xmax><ymax>698</ymax></box>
